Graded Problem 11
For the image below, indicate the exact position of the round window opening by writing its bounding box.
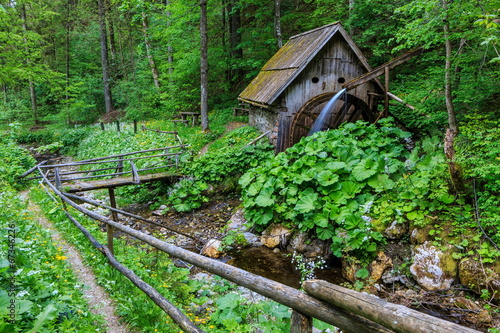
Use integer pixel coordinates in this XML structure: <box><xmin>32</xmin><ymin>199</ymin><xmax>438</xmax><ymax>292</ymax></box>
<box><xmin>311</xmin><ymin>77</ymin><xmax>319</xmax><ymax>83</ymax></box>
<box><xmin>337</xmin><ymin>77</ymin><xmax>346</xmax><ymax>84</ymax></box>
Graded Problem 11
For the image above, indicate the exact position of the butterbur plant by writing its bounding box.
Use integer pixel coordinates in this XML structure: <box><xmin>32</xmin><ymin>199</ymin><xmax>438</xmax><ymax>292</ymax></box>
<box><xmin>240</xmin><ymin>119</ymin><xmax>412</xmax><ymax>258</ymax></box>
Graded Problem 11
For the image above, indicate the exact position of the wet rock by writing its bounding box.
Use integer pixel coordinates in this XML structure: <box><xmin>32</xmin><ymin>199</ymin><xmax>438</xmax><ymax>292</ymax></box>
<box><xmin>201</xmin><ymin>239</ymin><xmax>223</xmax><ymax>258</ymax></box>
<box><xmin>459</xmin><ymin>257</ymin><xmax>500</xmax><ymax>299</ymax></box>
<box><xmin>303</xmin><ymin>239</ymin><xmax>325</xmax><ymax>258</ymax></box>
<box><xmin>287</xmin><ymin>231</ymin><xmax>308</xmax><ymax>253</ymax></box>
<box><xmin>369</xmin><ymin>251</ymin><xmax>393</xmax><ymax>283</ymax></box>
<box><xmin>159</xmin><ymin>204</ymin><xmax>167</xmax><ymax>210</ymax></box>
<box><xmin>261</xmin><ymin>224</ymin><xmax>292</xmax><ymax>249</ymax></box>
<box><xmin>382</xmin><ymin>270</ymin><xmax>413</xmax><ymax>288</ymax></box>
<box><xmin>226</xmin><ymin>208</ymin><xmax>247</xmax><ymax>232</ymax></box>
<box><xmin>152</xmin><ymin>210</ymin><xmax>164</xmax><ymax>216</ymax></box>
<box><xmin>384</xmin><ymin>220</ymin><xmax>408</xmax><ymax>240</ymax></box>
<box><xmin>410</xmin><ymin>242</ymin><xmax>457</xmax><ymax>291</ymax></box>
<box><xmin>242</xmin><ymin>232</ymin><xmax>259</xmax><ymax>245</ymax></box>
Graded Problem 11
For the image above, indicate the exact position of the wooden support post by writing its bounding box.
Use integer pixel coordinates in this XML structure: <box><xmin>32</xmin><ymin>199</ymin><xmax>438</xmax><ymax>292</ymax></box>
<box><xmin>100</xmin><ymin>122</ymin><xmax>105</xmax><ymax>131</ymax></box>
<box><xmin>290</xmin><ymin>310</ymin><xmax>312</xmax><ymax>333</ymax></box>
<box><xmin>134</xmin><ymin>119</ymin><xmax>137</xmax><ymax>134</ymax></box>
<box><xmin>116</xmin><ymin>159</ymin><xmax>123</xmax><ymax>175</ymax></box>
<box><xmin>116</xmin><ymin>120</ymin><xmax>120</xmax><ymax>132</ymax></box>
<box><xmin>384</xmin><ymin>66</ymin><xmax>389</xmax><ymax>118</ymax></box>
<box><xmin>54</xmin><ymin>167</ymin><xmax>62</xmax><ymax>189</ymax></box>
<box><xmin>107</xmin><ymin>187</ymin><xmax>117</xmax><ymax>256</ymax></box>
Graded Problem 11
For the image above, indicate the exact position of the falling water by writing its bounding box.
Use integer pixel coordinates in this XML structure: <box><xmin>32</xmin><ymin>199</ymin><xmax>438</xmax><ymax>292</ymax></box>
<box><xmin>308</xmin><ymin>88</ymin><xmax>347</xmax><ymax>135</ymax></box>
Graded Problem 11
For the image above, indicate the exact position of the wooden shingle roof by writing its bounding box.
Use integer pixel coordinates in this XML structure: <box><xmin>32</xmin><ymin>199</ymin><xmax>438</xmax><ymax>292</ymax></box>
<box><xmin>238</xmin><ymin>22</ymin><xmax>376</xmax><ymax>108</ymax></box>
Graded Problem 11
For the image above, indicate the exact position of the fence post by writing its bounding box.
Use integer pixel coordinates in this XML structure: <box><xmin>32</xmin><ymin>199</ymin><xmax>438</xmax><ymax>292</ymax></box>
<box><xmin>134</xmin><ymin>119</ymin><xmax>137</xmax><ymax>134</ymax></box>
<box><xmin>107</xmin><ymin>187</ymin><xmax>117</xmax><ymax>256</ymax></box>
<box><xmin>100</xmin><ymin>122</ymin><xmax>105</xmax><ymax>131</ymax></box>
<box><xmin>54</xmin><ymin>167</ymin><xmax>62</xmax><ymax>189</ymax></box>
<box><xmin>116</xmin><ymin>120</ymin><xmax>120</xmax><ymax>132</ymax></box>
<box><xmin>116</xmin><ymin>159</ymin><xmax>123</xmax><ymax>175</ymax></box>
<box><xmin>290</xmin><ymin>310</ymin><xmax>312</xmax><ymax>333</ymax></box>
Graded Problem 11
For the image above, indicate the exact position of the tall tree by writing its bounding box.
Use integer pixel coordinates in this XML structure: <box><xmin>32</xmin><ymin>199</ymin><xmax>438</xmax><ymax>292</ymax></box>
<box><xmin>274</xmin><ymin>0</ymin><xmax>282</xmax><ymax>48</ymax></box>
<box><xmin>200</xmin><ymin>0</ymin><xmax>209</xmax><ymax>131</ymax></box>
<box><xmin>20</xmin><ymin>3</ymin><xmax>38</xmax><ymax>124</ymax></box>
<box><xmin>142</xmin><ymin>12</ymin><xmax>161</xmax><ymax>89</ymax></box>
<box><xmin>97</xmin><ymin>0</ymin><xmax>114</xmax><ymax>115</ymax></box>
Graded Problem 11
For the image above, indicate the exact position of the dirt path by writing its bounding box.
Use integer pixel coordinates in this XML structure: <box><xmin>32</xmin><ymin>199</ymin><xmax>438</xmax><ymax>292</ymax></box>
<box><xmin>21</xmin><ymin>191</ymin><xmax>131</xmax><ymax>333</ymax></box>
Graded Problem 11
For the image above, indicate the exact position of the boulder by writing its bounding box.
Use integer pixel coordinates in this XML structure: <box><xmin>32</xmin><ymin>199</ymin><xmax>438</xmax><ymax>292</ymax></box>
<box><xmin>226</xmin><ymin>208</ymin><xmax>247</xmax><ymax>232</ymax></box>
<box><xmin>201</xmin><ymin>239</ymin><xmax>223</xmax><ymax>258</ymax></box>
<box><xmin>459</xmin><ymin>257</ymin><xmax>500</xmax><ymax>299</ymax></box>
<box><xmin>384</xmin><ymin>220</ymin><xmax>408</xmax><ymax>240</ymax></box>
<box><xmin>341</xmin><ymin>257</ymin><xmax>361</xmax><ymax>284</ymax></box>
<box><xmin>409</xmin><ymin>225</ymin><xmax>434</xmax><ymax>245</ymax></box>
<box><xmin>287</xmin><ymin>231</ymin><xmax>308</xmax><ymax>253</ymax></box>
<box><xmin>261</xmin><ymin>224</ymin><xmax>292</xmax><ymax>249</ymax></box>
<box><xmin>410</xmin><ymin>242</ymin><xmax>457</xmax><ymax>291</ymax></box>
<box><xmin>369</xmin><ymin>251</ymin><xmax>393</xmax><ymax>283</ymax></box>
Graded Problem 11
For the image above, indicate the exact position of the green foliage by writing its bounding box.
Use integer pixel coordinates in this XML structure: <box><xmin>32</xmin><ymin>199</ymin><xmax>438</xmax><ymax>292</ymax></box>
<box><xmin>370</xmin><ymin>136</ymin><xmax>457</xmax><ymax>229</ymax></box>
<box><xmin>457</xmin><ymin>115</ymin><xmax>500</xmax><ymax>248</ymax></box>
<box><xmin>0</xmin><ymin>137</ymin><xmax>36</xmax><ymax>189</ymax></box>
<box><xmin>0</xmin><ymin>187</ymin><xmax>106</xmax><ymax>332</ymax></box>
<box><xmin>208</xmin><ymin>291</ymin><xmax>290</xmax><ymax>332</ymax></box>
<box><xmin>164</xmin><ymin>178</ymin><xmax>209</xmax><ymax>212</ymax></box>
<box><xmin>241</xmin><ymin>119</ymin><xmax>411</xmax><ymax>257</ymax></box>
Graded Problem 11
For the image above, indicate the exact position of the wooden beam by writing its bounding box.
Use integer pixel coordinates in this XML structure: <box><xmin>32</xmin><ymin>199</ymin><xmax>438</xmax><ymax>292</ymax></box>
<box><xmin>343</xmin><ymin>48</ymin><xmax>423</xmax><ymax>91</ymax></box>
<box><xmin>302</xmin><ymin>280</ymin><xmax>481</xmax><ymax>333</ymax></box>
<box><xmin>107</xmin><ymin>187</ymin><xmax>117</xmax><ymax>255</ymax></box>
<box><xmin>387</xmin><ymin>92</ymin><xmax>416</xmax><ymax>110</ymax></box>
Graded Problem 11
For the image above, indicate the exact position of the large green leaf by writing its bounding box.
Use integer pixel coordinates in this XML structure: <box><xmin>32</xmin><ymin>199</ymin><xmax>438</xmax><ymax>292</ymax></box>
<box><xmin>352</xmin><ymin>159</ymin><xmax>378</xmax><ymax>181</ymax></box>
<box><xmin>317</xmin><ymin>225</ymin><xmax>335</xmax><ymax>240</ymax></box>
<box><xmin>238</xmin><ymin>172</ymin><xmax>254</xmax><ymax>187</ymax></box>
<box><xmin>295</xmin><ymin>192</ymin><xmax>318</xmax><ymax>213</ymax></box>
<box><xmin>255</xmin><ymin>187</ymin><xmax>275</xmax><ymax>207</ymax></box>
<box><xmin>316</xmin><ymin>170</ymin><xmax>339</xmax><ymax>186</ymax></box>
<box><xmin>367</xmin><ymin>173</ymin><xmax>395</xmax><ymax>192</ymax></box>
<box><xmin>253</xmin><ymin>209</ymin><xmax>273</xmax><ymax>225</ymax></box>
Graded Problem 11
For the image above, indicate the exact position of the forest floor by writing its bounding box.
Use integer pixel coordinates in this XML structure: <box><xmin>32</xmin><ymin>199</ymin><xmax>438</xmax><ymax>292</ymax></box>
<box><xmin>20</xmin><ymin>190</ymin><xmax>133</xmax><ymax>333</ymax></box>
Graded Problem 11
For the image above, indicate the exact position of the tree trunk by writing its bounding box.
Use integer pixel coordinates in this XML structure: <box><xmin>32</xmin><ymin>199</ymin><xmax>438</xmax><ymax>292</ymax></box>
<box><xmin>200</xmin><ymin>0</ymin><xmax>209</xmax><ymax>131</ymax></box>
<box><xmin>442</xmin><ymin>3</ymin><xmax>463</xmax><ymax>191</ymax></box>
<box><xmin>105</xmin><ymin>0</ymin><xmax>117</xmax><ymax>62</ymax></box>
<box><xmin>98</xmin><ymin>0</ymin><xmax>114</xmax><ymax>115</ymax></box>
<box><xmin>166</xmin><ymin>0</ymin><xmax>174</xmax><ymax>76</ymax></box>
<box><xmin>274</xmin><ymin>0</ymin><xmax>282</xmax><ymax>48</ymax></box>
<box><xmin>21</xmin><ymin>4</ymin><xmax>39</xmax><ymax>125</ymax></box>
<box><xmin>142</xmin><ymin>13</ymin><xmax>161</xmax><ymax>90</ymax></box>
<box><xmin>227</xmin><ymin>0</ymin><xmax>242</xmax><ymax>85</ymax></box>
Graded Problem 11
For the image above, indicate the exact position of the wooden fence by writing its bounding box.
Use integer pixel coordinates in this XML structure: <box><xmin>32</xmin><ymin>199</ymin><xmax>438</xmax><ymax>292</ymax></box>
<box><xmin>32</xmin><ymin>166</ymin><xmax>483</xmax><ymax>333</ymax></box>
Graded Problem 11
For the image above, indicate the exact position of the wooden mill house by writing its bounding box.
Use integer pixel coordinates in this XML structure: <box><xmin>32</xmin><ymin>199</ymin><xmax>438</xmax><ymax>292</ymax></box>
<box><xmin>238</xmin><ymin>22</ymin><xmax>386</xmax><ymax>152</ymax></box>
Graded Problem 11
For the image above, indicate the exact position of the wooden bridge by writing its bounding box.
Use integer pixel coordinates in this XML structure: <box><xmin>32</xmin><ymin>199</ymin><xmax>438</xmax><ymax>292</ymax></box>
<box><xmin>25</xmin><ymin>145</ymin><xmax>185</xmax><ymax>192</ymax></box>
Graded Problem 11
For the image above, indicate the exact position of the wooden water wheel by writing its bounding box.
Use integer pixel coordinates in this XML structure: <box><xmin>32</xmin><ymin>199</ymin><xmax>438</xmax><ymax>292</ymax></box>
<box><xmin>289</xmin><ymin>92</ymin><xmax>376</xmax><ymax>147</ymax></box>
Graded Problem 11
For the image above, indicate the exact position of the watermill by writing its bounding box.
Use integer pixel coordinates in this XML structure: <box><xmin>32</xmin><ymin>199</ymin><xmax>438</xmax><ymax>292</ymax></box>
<box><xmin>238</xmin><ymin>22</ymin><xmax>420</xmax><ymax>152</ymax></box>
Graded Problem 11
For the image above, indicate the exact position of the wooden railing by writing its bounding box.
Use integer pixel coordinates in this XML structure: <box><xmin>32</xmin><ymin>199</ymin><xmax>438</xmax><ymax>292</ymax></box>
<box><xmin>34</xmin><ymin>166</ymin><xmax>482</xmax><ymax>333</ymax></box>
<box><xmin>26</xmin><ymin>145</ymin><xmax>186</xmax><ymax>187</ymax></box>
